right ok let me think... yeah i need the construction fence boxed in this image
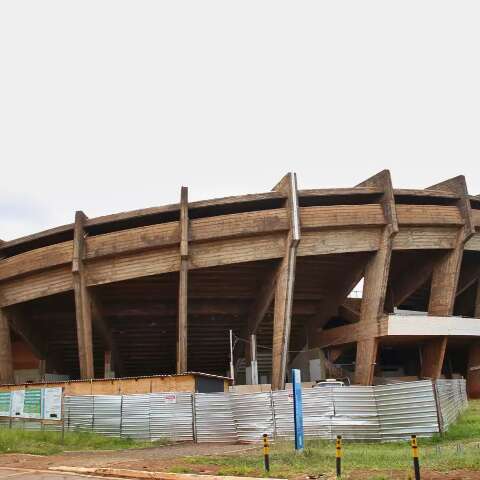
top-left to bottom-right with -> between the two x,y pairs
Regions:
0,379 -> 468,443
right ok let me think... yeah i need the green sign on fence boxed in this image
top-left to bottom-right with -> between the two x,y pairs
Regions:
23,389 -> 42,418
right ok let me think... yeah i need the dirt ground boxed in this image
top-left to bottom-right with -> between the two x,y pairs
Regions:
2,444 -> 480,479
0,443 -> 257,474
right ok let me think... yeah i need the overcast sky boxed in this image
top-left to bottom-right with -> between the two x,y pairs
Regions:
1,1 -> 479,241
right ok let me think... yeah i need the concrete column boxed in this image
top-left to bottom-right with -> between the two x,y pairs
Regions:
0,309 -> 14,384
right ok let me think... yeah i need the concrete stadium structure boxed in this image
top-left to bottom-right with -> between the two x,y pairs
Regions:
0,171 -> 480,395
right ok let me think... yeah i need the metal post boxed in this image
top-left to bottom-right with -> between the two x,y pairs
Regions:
411,435 -> 421,480
192,393 -> 197,443
263,433 -> 270,472
270,390 -> 277,440
336,435 -> 342,478
250,334 -> 259,385
229,330 -> 235,385
292,368 -> 304,452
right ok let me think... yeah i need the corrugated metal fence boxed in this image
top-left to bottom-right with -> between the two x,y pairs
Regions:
59,379 -> 469,443
435,379 -> 468,430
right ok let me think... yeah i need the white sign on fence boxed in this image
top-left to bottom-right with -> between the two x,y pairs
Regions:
11,390 -> 25,417
43,388 -> 63,420
165,394 -> 177,404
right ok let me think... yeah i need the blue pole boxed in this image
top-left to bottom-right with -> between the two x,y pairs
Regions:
292,368 -> 304,452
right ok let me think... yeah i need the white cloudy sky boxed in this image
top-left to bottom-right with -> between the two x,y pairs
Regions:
1,1 -> 479,241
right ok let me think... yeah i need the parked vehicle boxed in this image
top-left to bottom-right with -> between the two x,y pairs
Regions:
313,378 -> 345,388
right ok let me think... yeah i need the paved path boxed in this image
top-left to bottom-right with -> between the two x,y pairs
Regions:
0,468 -> 107,479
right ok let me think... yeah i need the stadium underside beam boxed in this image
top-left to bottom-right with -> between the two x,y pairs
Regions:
242,261 -> 280,364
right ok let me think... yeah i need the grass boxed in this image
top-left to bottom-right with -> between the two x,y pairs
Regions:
0,428 -> 167,455
1,402 -> 480,478
175,400 -> 480,478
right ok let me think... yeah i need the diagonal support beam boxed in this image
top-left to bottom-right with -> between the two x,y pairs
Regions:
353,170 -> 397,385
309,264 -> 364,340
7,305 -> 46,360
271,172 -> 300,390
72,211 -> 95,379
467,281 -> 480,397
315,320 -> 383,349
240,261 -> 281,365
338,302 -> 360,324
423,176 -> 475,379
7,305 -> 65,375
456,263 -> 480,298
90,294 -> 123,377
386,253 -> 441,308
247,262 -> 280,336
421,337 -> 447,379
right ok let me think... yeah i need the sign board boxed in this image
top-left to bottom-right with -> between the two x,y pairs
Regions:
11,390 -> 25,417
43,388 -> 63,420
0,392 -> 11,417
165,393 -> 177,404
291,368 -> 304,452
24,389 -> 42,418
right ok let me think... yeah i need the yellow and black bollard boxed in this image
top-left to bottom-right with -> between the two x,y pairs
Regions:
263,433 -> 270,472
410,435 -> 421,480
336,435 -> 342,478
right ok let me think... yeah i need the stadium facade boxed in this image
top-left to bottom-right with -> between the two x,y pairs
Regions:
0,171 -> 479,395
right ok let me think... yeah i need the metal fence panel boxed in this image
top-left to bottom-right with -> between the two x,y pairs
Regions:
231,392 -> 274,443
58,379 -> 467,443
92,395 -> 122,437
375,381 -> 439,440
436,379 -> 468,430
272,388 -> 334,440
331,386 -> 380,441
150,393 -> 193,442
271,390 -> 294,439
194,392 -> 236,443
302,388 -> 334,439
121,394 -> 150,440
64,395 -> 94,431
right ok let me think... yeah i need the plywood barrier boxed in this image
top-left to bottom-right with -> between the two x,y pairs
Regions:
0,373 -> 227,395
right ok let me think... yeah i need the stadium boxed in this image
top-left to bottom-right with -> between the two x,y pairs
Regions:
0,171 -> 479,396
